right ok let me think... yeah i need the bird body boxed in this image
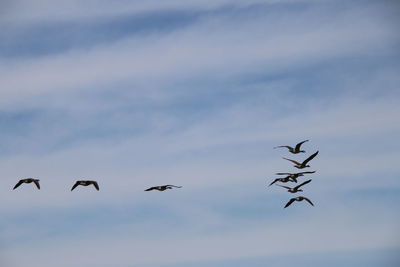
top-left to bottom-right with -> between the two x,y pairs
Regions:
71,180 -> 99,191
274,140 -> 309,154
276,179 -> 312,193
283,151 -> 319,169
13,178 -> 40,190
145,185 -> 182,191
284,196 -> 314,208
269,177 -> 294,186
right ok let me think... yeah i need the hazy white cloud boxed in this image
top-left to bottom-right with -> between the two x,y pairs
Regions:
1,1 -> 399,266
1,205 -> 399,267
0,0 -> 316,24
0,0 -> 395,106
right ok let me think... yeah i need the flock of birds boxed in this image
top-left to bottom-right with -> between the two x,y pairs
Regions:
12,179 -> 182,192
271,140 -> 319,208
12,140 -> 318,209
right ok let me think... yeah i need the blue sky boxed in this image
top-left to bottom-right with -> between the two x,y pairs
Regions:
0,0 -> 399,266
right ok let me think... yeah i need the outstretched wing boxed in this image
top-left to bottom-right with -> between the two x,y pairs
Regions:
33,180 -> 40,190
13,180 -> 24,190
165,185 -> 182,188
294,179 -> 312,190
91,181 -> 99,191
303,197 -> 314,206
71,181 -> 80,191
276,184 -> 291,190
282,157 -> 301,165
269,179 -> 280,186
284,198 -> 296,208
276,172 -> 291,175
302,151 -> 319,165
295,140 -> 309,151
145,187 -> 156,191
274,145 -> 292,150
299,171 -> 316,174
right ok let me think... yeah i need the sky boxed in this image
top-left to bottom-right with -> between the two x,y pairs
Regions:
0,0 -> 399,266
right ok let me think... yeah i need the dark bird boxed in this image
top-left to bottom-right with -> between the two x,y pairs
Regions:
283,151 -> 319,169
145,185 -> 182,191
269,177 -> 294,186
13,178 -> 40,190
71,180 -> 99,191
275,171 -> 316,182
274,140 -> 309,154
284,196 -> 314,208
276,179 -> 312,193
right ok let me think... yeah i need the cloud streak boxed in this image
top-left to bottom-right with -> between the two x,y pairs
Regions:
1,1 -> 399,266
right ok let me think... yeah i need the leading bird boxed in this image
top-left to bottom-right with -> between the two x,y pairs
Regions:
13,178 -> 40,190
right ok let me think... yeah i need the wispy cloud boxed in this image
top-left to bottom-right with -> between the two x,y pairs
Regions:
1,0 -> 399,266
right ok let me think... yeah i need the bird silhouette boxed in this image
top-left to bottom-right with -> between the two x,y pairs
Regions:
13,178 -> 40,190
284,196 -> 314,208
283,151 -> 319,169
276,179 -> 312,193
275,171 -> 316,182
145,185 -> 182,191
71,180 -> 99,191
269,177 -> 294,186
274,140 -> 309,154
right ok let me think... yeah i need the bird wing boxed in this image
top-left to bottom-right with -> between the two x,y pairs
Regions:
282,157 -> 301,165
299,171 -> 316,174
33,180 -> 40,190
13,180 -> 24,190
269,179 -> 279,186
303,197 -> 314,206
294,179 -> 312,190
275,173 -> 291,175
274,145 -> 292,150
165,185 -> 182,188
302,151 -> 319,165
71,182 -> 80,191
295,140 -> 309,151
284,198 -> 296,208
145,187 -> 156,191
91,181 -> 99,191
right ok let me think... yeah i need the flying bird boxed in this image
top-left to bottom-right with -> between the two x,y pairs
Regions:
275,171 -> 316,182
269,177 -> 294,186
71,180 -> 99,191
283,151 -> 319,169
13,178 -> 40,190
276,179 -> 312,193
284,196 -> 314,208
145,185 -> 182,191
274,140 -> 309,154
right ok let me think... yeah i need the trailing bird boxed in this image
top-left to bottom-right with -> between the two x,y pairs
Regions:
13,178 -> 40,190
284,196 -> 314,208
71,180 -> 99,191
276,179 -> 312,193
275,171 -> 316,182
145,185 -> 182,191
283,151 -> 319,169
269,177 -> 294,186
274,140 -> 309,154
